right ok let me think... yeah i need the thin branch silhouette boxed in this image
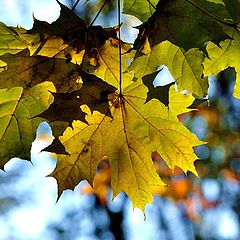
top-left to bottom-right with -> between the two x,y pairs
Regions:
118,0 -> 122,95
72,0 -> 81,11
88,0 -> 108,27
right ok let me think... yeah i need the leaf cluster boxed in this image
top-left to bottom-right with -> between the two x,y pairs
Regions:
0,0 -> 239,210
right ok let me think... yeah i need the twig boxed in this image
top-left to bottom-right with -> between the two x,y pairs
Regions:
118,0 -> 122,95
147,0 -> 157,10
72,0 -> 81,11
88,0 -> 108,27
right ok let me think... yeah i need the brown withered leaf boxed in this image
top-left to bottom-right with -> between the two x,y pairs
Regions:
0,49 -> 81,92
39,69 -> 117,126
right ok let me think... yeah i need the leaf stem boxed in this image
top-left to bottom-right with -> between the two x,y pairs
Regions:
88,0 -> 108,28
72,0 -> 81,11
118,0 -> 122,95
185,0 -> 236,29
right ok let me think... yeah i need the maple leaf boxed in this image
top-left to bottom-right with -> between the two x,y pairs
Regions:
0,1 -> 122,166
0,22 -> 39,56
222,0 -> 240,22
203,29 -> 240,97
50,75 -> 203,210
29,1 -> 86,38
129,40 -> 208,96
0,0 -> 221,211
206,0 -> 224,3
142,70 -> 175,106
0,49 -> 81,92
123,0 -> 158,22
28,36 -> 85,64
39,69 -> 117,126
142,70 -> 200,110
0,82 -> 55,168
29,1 -> 118,66
134,0 -> 231,51
83,38 -> 133,88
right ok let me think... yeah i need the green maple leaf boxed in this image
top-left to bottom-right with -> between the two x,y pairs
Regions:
203,29 -> 240,97
0,22 -> 39,56
50,75 -> 203,210
0,82 -> 55,167
222,0 -> 240,22
134,0 -> 231,51
207,0 -> 224,3
123,0 -> 158,22
129,41 -> 208,96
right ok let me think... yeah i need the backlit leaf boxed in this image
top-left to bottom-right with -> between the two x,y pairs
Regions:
142,70 -> 175,106
84,38 -> 133,88
40,69 -> 117,126
29,1 -> 118,67
0,0 -> 229,211
0,82 -> 55,167
0,23 -> 38,56
123,0 -> 158,22
50,75 -> 203,210
203,29 -> 240,97
0,49 -> 81,92
129,41 -> 208,96
134,0 -> 231,51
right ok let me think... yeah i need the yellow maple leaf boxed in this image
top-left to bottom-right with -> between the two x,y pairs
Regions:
51,74 -> 203,211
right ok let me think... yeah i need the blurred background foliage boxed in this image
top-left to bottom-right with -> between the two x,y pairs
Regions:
0,0 -> 239,239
